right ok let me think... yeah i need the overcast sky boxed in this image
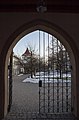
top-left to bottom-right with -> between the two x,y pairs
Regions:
13,30 -> 52,57
13,30 -> 39,57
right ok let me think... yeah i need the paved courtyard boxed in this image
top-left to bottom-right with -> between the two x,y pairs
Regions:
3,75 -> 78,120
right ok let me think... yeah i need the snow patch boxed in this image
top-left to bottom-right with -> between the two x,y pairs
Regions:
23,77 -> 39,83
22,72 -> 71,84
22,77 -> 71,84
18,74 -> 23,76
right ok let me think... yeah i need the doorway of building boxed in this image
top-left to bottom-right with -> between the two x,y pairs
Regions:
8,30 -> 71,116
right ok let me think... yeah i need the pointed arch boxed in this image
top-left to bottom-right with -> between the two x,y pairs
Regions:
2,19 -> 78,117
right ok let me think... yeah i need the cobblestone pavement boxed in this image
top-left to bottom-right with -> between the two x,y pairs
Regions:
3,110 -> 78,120
3,75 -> 78,120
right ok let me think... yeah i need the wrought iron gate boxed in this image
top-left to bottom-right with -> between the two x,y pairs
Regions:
8,52 -> 13,112
38,31 -> 71,113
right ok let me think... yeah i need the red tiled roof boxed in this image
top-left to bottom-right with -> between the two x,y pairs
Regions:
22,48 -> 31,56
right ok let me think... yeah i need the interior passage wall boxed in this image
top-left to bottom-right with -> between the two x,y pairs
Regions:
0,13 -> 79,53
0,13 -> 79,119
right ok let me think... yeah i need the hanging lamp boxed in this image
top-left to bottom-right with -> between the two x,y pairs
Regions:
36,0 -> 47,13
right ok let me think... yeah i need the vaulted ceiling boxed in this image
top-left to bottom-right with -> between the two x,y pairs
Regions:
0,0 -> 79,13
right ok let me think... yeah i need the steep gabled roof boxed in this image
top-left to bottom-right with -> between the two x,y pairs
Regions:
22,48 -> 31,56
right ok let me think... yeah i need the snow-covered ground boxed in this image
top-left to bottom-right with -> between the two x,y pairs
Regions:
22,71 -> 71,83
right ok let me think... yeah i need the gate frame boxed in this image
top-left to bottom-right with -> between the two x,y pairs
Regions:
2,20 -> 78,118
38,32 -> 72,113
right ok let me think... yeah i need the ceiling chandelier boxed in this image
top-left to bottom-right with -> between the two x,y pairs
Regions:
36,0 -> 47,13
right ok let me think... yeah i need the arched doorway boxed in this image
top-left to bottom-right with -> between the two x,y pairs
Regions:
11,30 -> 72,114
4,20 -> 76,118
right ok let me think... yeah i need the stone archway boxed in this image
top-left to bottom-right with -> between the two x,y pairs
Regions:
2,20 -> 77,118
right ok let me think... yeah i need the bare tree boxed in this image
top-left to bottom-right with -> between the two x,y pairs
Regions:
21,43 -> 39,78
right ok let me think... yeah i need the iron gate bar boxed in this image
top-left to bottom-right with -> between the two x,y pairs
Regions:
43,31 -> 45,113
48,33 -> 50,113
8,52 -> 13,112
57,39 -> 59,112
65,50 -> 69,112
52,36 -> 55,113
61,44 -> 64,112
38,30 -> 41,113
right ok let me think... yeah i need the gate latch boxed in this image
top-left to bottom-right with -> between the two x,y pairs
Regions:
39,80 -> 42,87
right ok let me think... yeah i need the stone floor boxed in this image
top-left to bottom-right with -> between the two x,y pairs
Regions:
3,109 -> 78,120
3,75 -> 78,120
